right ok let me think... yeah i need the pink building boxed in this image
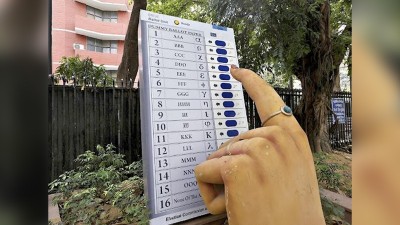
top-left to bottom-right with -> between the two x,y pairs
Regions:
52,0 -> 132,77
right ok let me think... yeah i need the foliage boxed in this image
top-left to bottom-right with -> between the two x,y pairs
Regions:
331,0 -> 352,76
205,0 -> 348,76
55,56 -> 113,86
147,0 -> 212,23
314,152 -> 343,192
207,0 -> 305,75
262,72 -> 292,88
49,144 -> 148,225
105,176 -> 148,224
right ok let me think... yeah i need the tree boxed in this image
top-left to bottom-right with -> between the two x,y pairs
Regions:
210,0 -> 351,152
331,0 -> 352,92
117,0 -> 148,85
147,0 -> 211,22
295,0 -> 351,152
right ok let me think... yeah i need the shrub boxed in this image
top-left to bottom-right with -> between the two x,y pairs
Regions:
55,56 -> 113,86
49,144 -> 149,225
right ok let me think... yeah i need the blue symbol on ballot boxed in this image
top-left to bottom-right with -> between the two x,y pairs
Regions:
219,74 -> 230,80
224,111 -> 236,117
223,101 -> 234,107
227,130 -> 239,137
215,40 -> 226,47
222,92 -> 233,98
221,83 -> 232,89
218,65 -> 229,71
216,48 -> 227,55
225,120 -> 238,127
217,57 -> 228,63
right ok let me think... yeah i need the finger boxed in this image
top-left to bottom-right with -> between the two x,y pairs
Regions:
209,139 -> 249,159
216,137 -> 235,151
209,127 -> 295,160
197,182 -> 226,214
217,126 -> 282,153
195,157 -> 231,214
217,134 -> 245,150
230,65 -> 287,124
230,65 -> 308,149
196,155 -> 254,214
195,157 -> 227,184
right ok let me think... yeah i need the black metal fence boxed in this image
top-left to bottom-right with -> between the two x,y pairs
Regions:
244,88 -> 352,149
48,81 -> 352,181
327,91 -> 352,148
48,80 -> 141,181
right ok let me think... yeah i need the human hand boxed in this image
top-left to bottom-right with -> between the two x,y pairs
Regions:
195,66 -> 325,225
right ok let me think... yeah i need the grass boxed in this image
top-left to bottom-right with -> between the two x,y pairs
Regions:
324,150 -> 352,197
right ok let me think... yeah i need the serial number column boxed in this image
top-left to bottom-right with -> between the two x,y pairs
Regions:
147,23 -> 217,213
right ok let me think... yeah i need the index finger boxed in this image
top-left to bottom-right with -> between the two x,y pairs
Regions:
230,65 -> 308,149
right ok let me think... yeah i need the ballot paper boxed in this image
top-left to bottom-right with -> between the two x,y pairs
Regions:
139,10 -> 249,224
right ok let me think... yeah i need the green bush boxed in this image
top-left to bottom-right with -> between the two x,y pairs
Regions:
55,56 -> 113,86
49,144 -> 149,225
49,145 -> 349,224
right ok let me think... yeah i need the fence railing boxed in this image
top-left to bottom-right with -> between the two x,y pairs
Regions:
327,91 -> 352,148
48,82 -> 352,181
244,88 -> 352,149
48,81 -> 141,181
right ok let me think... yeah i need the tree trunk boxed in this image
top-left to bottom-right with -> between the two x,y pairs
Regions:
117,0 -> 147,86
332,29 -> 352,92
296,75 -> 333,153
333,71 -> 340,92
289,75 -> 293,89
294,0 -> 335,152
348,47 -> 352,92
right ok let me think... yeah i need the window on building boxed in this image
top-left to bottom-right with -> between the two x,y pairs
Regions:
86,6 -> 118,23
87,38 -> 118,54
103,11 -> 118,23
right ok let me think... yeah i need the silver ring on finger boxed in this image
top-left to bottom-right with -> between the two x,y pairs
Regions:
261,106 -> 293,127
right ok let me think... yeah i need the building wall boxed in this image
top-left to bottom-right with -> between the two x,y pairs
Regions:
52,0 -> 131,74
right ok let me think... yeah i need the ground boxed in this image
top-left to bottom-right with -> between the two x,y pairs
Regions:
326,150 -> 352,198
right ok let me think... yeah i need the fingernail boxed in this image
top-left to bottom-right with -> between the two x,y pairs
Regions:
231,64 -> 238,69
